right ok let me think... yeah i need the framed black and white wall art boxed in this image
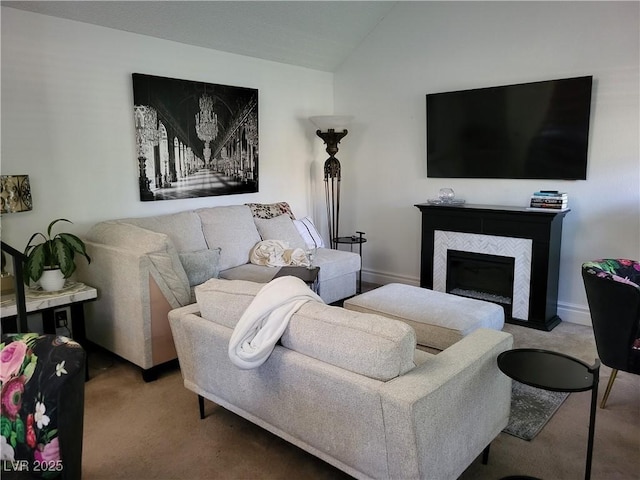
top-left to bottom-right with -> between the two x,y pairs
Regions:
132,73 -> 259,201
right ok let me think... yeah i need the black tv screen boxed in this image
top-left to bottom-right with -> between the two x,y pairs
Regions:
426,76 -> 593,180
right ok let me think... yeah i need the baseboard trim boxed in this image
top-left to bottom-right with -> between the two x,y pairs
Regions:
557,302 -> 592,327
360,269 -> 419,287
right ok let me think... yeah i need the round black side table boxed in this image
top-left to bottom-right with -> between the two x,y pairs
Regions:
334,231 -> 366,293
497,349 -> 600,480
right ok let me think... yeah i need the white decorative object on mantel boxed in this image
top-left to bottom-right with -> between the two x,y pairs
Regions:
433,230 -> 532,320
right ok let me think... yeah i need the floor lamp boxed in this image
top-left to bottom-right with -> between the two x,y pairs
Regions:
309,116 -> 353,249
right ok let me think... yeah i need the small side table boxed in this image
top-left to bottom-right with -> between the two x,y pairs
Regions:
1,283 -> 98,380
1,282 -> 97,340
334,231 -> 366,293
274,266 -> 320,294
497,349 -> 600,480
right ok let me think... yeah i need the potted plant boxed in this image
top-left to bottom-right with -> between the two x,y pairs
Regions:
24,218 -> 91,291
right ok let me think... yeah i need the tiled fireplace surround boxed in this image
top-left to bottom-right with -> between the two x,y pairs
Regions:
433,231 -> 532,321
415,203 -> 569,331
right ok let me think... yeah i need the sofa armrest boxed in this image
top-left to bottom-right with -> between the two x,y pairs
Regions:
379,328 -> 513,480
76,241 -> 184,369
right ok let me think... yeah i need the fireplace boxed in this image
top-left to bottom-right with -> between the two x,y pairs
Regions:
433,230 -> 532,321
447,250 -> 515,318
415,203 -> 569,331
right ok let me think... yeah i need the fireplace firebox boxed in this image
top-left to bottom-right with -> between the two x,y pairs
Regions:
415,203 -> 569,331
446,250 -> 515,318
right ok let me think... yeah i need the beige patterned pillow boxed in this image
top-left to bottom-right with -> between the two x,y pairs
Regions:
245,202 -> 295,219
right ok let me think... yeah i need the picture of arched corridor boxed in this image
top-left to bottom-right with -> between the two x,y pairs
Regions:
133,73 -> 259,202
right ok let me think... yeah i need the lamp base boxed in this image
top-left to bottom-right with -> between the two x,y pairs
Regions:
1,274 -> 15,295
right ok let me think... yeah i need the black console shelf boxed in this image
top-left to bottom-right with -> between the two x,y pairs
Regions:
415,203 -> 570,331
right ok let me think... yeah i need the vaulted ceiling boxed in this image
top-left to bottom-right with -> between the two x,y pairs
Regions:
3,1 -> 397,72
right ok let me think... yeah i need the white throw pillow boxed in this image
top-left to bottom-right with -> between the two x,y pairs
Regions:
254,214 -> 307,250
293,216 -> 325,249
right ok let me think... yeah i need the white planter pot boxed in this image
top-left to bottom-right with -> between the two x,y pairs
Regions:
39,269 -> 65,291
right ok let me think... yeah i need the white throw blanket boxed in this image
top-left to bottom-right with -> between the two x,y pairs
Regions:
228,276 -> 324,369
250,239 -> 310,267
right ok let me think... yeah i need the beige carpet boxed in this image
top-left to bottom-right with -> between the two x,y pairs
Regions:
82,320 -> 639,480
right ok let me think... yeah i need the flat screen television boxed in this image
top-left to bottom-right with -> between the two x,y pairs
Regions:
426,76 -> 593,180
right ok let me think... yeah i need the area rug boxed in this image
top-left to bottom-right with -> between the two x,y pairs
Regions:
503,380 -> 570,441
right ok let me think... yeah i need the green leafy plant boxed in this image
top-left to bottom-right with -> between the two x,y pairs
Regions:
23,219 -> 91,282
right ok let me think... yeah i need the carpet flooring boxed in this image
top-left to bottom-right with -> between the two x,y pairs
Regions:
82,319 -> 639,480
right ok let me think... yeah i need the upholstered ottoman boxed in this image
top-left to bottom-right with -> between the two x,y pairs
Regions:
343,283 -> 504,350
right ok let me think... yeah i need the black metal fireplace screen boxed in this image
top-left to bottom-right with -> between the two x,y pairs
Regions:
446,249 -> 515,318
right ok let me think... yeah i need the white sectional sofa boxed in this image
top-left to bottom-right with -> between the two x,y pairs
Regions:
76,203 -> 360,380
169,278 -> 514,480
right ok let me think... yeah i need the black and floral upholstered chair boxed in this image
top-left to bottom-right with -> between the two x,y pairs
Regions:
582,259 -> 640,408
1,334 -> 85,479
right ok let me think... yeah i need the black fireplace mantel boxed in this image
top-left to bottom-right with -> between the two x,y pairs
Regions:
415,203 -> 570,331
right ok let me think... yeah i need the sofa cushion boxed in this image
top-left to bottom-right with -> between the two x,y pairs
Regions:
179,248 -> 222,287
313,247 -> 361,281
283,302 -> 417,381
195,278 -> 416,381
195,279 -> 263,329
246,201 -> 294,219
254,215 -> 307,250
85,221 -> 190,306
118,211 -> 208,253
196,205 -> 262,271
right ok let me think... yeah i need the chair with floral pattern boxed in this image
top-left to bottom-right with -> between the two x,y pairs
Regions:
582,258 -> 640,408
1,334 -> 85,479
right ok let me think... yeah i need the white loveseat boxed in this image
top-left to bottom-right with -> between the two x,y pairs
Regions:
76,203 -> 360,379
169,278 -> 514,480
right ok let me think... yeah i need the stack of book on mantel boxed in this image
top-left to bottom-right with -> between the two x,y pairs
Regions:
528,191 -> 569,211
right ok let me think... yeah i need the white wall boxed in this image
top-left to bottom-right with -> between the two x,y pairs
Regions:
335,1 -> 640,325
1,7 -> 333,251
2,4 -> 638,328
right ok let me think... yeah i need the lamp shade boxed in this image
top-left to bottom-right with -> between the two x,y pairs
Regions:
309,115 -> 354,131
1,175 -> 33,214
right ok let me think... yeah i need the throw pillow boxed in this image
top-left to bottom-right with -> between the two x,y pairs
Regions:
179,248 -> 222,286
293,216 -> 325,249
254,214 -> 307,250
245,202 -> 295,220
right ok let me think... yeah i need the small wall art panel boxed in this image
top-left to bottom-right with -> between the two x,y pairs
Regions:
132,73 -> 258,201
